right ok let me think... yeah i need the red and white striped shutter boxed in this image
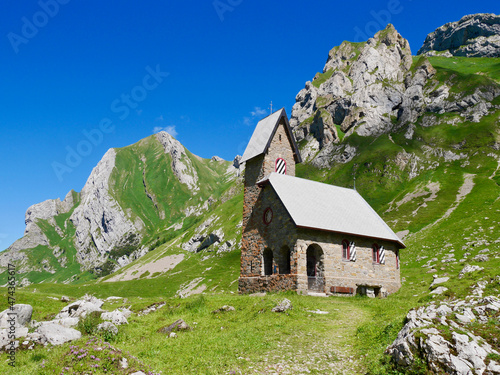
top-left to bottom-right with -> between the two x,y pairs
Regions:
380,246 -> 386,264
275,158 -> 286,174
349,242 -> 356,262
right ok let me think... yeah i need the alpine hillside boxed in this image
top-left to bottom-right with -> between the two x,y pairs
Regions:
0,14 -> 499,375
0,132 -> 241,285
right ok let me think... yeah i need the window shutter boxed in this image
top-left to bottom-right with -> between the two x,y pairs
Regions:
380,246 -> 385,264
275,158 -> 286,174
349,242 -> 356,262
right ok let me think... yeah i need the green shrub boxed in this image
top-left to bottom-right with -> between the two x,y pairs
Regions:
77,311 -> 102,335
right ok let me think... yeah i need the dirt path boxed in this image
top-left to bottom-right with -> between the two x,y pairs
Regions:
420,173 -> 475,233
250,300 -> 368,374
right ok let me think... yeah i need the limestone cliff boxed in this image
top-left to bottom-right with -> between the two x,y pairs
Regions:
290,23 -> 500,167
418,13 -> 500,57
0,132 -> 239,283
70,149 -> 143,270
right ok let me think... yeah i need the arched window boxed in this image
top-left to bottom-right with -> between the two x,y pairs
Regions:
278,246 -> 291,274
372,244 -> 380,264
275,158 -> 286,175
342,240 -> 350,261
263,248 -> 274,276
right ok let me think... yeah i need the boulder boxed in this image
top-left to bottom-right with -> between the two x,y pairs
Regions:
430,286 -> 448,295
36,323 -> 81,346
0,326 -> 29,351
430,276 -> 449,288
101,310 -> 128,325
473,254 -> 489,262
272,299 -> 292,313
212,305 -> 235,314
157,319 -> 191,334
0,304 -> 32,328
97,321 -> 118,336
56,294 -> 104,319
459,265 -> 484,279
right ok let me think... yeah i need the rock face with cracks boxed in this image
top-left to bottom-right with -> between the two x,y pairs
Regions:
386,296 -> 500,374
418,13 -> 500,57
289,22 -> 500,168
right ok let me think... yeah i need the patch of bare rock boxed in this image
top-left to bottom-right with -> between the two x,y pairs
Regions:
0,294 -> 131,352
386,295 -> 500,374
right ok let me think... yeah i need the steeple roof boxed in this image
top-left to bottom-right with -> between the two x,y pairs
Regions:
240,108 -> 302,164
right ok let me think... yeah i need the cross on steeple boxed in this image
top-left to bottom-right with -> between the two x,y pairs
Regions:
269,101 -> 273,114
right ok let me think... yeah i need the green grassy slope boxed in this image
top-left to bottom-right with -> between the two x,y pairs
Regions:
0,134 -> 236,286
0,56 -> 498,374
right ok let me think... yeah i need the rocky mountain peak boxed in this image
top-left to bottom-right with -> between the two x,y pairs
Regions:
24,190 -> 76,235
290,24 -> 413,162
289,22 -> 499,168
155,131 -> 199,191
70,148 -> 143,270
418,13 -> 500,57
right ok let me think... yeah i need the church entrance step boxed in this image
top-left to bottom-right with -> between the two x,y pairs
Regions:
307,292 -> 328,297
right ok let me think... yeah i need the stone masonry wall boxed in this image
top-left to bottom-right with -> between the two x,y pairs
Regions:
239,183 -> 298,283
240,118 -> 299,292
295,229 -> 401,295
262,119 -> 297,178
239,274 -> 297,294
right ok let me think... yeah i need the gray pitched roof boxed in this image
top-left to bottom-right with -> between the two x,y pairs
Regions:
261,173 -> 405,248
240,108 -> 302,164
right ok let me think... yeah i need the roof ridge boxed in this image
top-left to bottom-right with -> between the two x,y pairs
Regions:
267,172 -> 405,248
270,172 -> 356,192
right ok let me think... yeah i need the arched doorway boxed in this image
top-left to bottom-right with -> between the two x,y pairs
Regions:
306,244 -> 324,291
263,248 -> 273,276
278,246 -> 291,274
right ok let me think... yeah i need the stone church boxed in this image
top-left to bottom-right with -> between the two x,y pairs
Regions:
238,108 -> 405,297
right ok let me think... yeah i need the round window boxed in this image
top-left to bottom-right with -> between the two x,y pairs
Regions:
263,207 -> 273,225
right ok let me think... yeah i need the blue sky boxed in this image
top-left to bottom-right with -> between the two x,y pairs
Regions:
0,0 -> 498,249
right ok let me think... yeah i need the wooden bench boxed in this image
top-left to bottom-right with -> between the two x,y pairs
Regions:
330,286 -> 354,295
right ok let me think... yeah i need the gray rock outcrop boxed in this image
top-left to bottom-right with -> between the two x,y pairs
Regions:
158,318 -> 192,334
35,323 -> 81,346
24,190 -> 76,235
418,13 -> 500,57
290,24 -> 412,151
97,321 -> 118,336
386,296 -> 500,374
289,23 -> 500,168
70,148 -> 143,270
55,294 -> 104,319
0,304 -> 33,328
155,131 -> 199,191
272,298 -> 292,313
101,310 -> 128,325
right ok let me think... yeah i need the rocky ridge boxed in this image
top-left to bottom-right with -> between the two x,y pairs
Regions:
0,191 -> 78,270
155,131 -> 200,191
289,23 -> 500,168
0,132 -> 241,283
290,24 -> 413,161
70,148 -> 144,270
418,13 -> 500,57
386,294 -> 500,374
